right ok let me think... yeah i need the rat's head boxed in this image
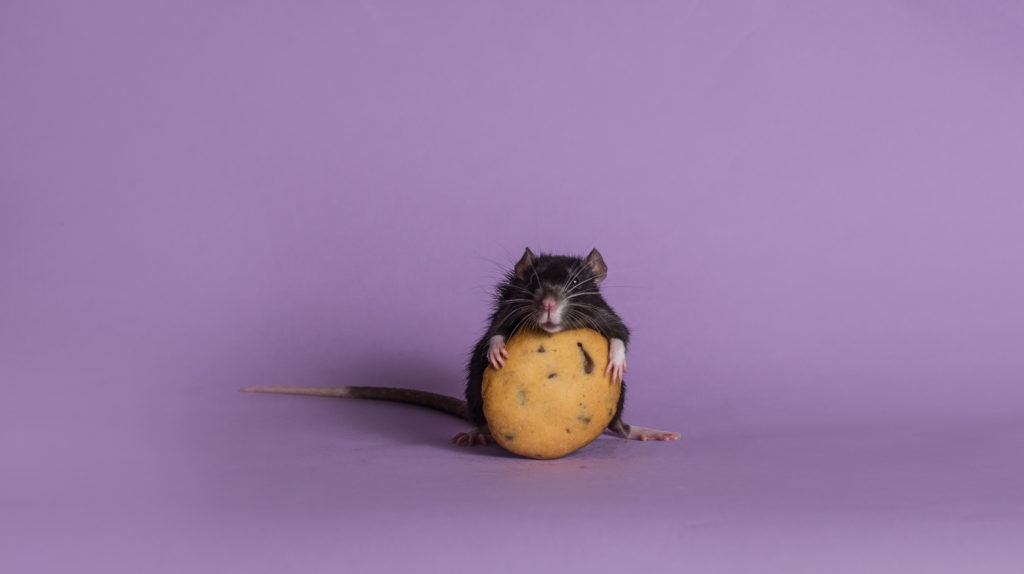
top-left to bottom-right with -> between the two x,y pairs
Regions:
507,248 -> 609,334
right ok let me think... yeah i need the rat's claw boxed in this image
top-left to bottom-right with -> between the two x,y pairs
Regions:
606,338 -> 627,384
451,429 -> 492,447
606,357 -> 626,384
487,336 -> 508,369
624,426 -> 681,442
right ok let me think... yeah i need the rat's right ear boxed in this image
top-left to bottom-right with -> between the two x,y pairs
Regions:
514,248 -> 536,279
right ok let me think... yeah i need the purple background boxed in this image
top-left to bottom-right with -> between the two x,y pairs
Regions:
3,1 -> 1023,572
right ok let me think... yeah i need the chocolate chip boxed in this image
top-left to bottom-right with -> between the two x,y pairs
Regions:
576,342 -> 594,374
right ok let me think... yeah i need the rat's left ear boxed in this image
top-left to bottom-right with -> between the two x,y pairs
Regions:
585,248 -> 608,283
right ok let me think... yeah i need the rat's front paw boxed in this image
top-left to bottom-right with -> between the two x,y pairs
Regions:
487,335 -> 508,369
605,338 -> 627,384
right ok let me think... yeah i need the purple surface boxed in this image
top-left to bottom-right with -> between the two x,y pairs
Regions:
2,1 -> 1023,572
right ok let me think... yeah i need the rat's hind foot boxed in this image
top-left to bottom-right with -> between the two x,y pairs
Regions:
450,428 -> 493,446
626,426 -> 681,441
608,421 -> 680,442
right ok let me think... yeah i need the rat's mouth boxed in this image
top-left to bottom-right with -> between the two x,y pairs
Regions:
537,300 -> 565,333
539,321 -> 563,333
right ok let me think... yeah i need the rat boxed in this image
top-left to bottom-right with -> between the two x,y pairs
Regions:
243,248 -> 680,445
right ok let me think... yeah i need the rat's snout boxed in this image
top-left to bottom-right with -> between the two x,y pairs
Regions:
536,294 -> 565,333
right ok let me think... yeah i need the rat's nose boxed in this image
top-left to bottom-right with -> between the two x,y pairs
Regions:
541,297 -> 558,312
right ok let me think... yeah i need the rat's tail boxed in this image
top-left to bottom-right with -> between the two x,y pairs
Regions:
240,385 -> 468,420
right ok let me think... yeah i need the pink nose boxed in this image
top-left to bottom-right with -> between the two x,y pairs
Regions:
541,297 -> 557,312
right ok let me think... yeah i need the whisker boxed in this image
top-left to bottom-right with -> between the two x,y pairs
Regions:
564,291 -> 601,300
565,274 -> 600,296
504,284 -> 536,297
493,304 -> 531,331
530,264 -> 542,292
567,310 -> 603,335
508,308 -> 535,338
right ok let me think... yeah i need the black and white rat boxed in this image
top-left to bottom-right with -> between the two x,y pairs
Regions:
244,248 -> 680,445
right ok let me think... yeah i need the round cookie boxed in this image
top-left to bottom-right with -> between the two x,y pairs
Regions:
482,328 -> 621,459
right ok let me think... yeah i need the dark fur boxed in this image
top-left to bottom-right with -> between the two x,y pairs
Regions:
465,251 -> 631,432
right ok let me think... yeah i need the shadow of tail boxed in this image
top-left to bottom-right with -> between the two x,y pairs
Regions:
241,385 -> 468,420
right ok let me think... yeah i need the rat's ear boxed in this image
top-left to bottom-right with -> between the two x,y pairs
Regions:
585,248 -> 608,283
514,248 -> 536,279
